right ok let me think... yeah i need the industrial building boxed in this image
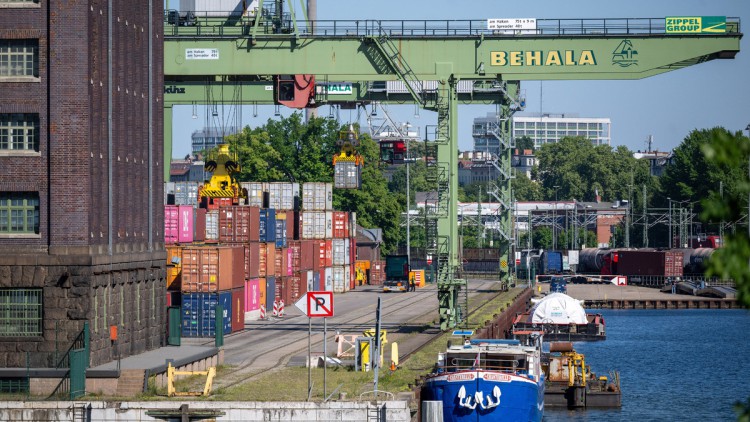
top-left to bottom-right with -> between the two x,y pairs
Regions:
0,1 -> 166,368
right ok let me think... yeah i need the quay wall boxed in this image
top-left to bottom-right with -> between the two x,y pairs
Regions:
0,400 -> 411,421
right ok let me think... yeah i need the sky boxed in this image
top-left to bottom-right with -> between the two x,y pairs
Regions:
168,0 -> 750,158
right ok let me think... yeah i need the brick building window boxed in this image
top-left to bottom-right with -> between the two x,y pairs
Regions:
0,114 -> 39,151
0,289 -> 42,337
0,39 -> 38,77
0,192 -> 39,234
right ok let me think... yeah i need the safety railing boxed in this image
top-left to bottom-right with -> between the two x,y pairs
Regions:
164,16 -> 741,38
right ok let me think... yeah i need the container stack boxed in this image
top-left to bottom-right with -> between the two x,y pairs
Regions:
163,180 -> 358,337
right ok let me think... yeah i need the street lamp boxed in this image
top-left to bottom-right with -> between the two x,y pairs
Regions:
402,122 -> 415,269
667,197 -> 672,248
553,185 -> 559,250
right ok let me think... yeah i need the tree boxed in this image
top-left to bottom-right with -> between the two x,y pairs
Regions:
512,173 -> 543,201
515,135 -> 535,152
698,128 -> 750,421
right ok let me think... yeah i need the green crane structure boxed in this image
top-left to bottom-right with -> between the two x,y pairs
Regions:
162,1 -> 741,330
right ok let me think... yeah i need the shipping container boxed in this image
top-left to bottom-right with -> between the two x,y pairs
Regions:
302,182 -> 333,211
164,205 -> 179,244
240,182 -> 264,207
231,288 -> 245,333
274,247 -> 284,279
313,239 -> 333,270
300,239 -> 315,271
258,243 -> 267,278
614,250 -> 684,277
245,279 -> 260,312
289,241 -> 302,273
275,216 -> 287,248
301,211 -> 333,239
350,211 -> 357,236
267,182 -> 299,210
181,0 -> 245,17
166,245 -> 183,265
332,265 -> 351,293
267,244 -> 277,278
304,270 -> 315,292
177,205 -> 194,243
370,260 -> 386,285
244,278 -> 261,321
194,208 -> 207,242
332,238 -> 351,266
332,211 -> 349,238
288,272 -> 305,305
181,246 -> 244,292
266,276 -> 276,308
258,277 -> 267,312
166,290 -> 181,308
205,210 -> 219,242
181,291 -> 232,337
164,182 -> 176,205
288,211 -> 298,241
334,161 -> 362,189
259,209 -> 277,243
166,265 -> 181,290
245,242 -> 260,279
540,251 -> 563,274
286,247 -> 294,276
321,267 -> 333,292
219,205 -> 252,243
174,181 -> 199,206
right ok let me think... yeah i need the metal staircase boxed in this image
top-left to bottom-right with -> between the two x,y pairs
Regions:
369,31 -> 426,106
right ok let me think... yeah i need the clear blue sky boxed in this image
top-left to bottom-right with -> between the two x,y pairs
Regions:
169,0 -> 750,158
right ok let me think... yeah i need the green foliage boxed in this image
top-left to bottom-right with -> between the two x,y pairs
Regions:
535,136 -> 654,204
699,129 -> 750,308
512,172 -> 543,201
532,227 -> 552,249
229,114 -> 403,254
515,136 -> 535,152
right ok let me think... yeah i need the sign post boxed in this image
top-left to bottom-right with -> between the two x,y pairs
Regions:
295,291 -> 335,401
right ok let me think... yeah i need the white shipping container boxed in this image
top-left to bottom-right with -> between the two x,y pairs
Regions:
267,182 -> 299,210
240,182 -> 264,207
334,161 -> 361,189
323,267 -> 333,292
181,0 -> 244,17
343,264 -> 351,292
332,265 -> 346,293
301,211 -> 333,239
164,182 -> 176,205
332,239 -> 347,266
305,270 -> 314,292
350,211 -> 357,236
205,210 -> 219,241
174,181 -> 199,206
302,182 -> 333,211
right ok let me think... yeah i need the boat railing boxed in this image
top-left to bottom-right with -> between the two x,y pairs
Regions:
444,357 -> 525,372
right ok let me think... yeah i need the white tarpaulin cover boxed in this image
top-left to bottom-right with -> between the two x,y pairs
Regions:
528,293 -> 588,324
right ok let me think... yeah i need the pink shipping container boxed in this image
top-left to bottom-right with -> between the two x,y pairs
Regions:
181,246 -> 244,292
332,211 -> 349,238
178,205 -> 194,243
244,278 -> 260,312
164,205 -> 179,244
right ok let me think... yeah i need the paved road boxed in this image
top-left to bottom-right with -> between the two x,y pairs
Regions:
184,279 -> 505,389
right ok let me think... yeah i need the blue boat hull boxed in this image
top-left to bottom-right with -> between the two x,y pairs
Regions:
422,370 -> 544,422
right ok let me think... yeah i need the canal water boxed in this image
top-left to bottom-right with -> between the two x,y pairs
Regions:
543,309 -> 750,421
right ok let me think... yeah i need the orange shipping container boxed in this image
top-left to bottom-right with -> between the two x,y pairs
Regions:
166,265 -> 181,290
258,277 -> 267,312
266,243 -> 276,278
166,245 -> 183,266
181,246 -> 244,293
258,243 -> 267,278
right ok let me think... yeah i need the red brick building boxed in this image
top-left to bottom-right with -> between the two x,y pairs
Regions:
0,0 -> 166,368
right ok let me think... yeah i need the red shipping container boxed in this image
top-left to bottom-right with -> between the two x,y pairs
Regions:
300,240 -> 315,271
289,241 -> 302,273
194,208 -> 207,242
231,288 -> 245,333
181,246 -> 244,293
332,211 -> 349,238
370,260 -> 385,285
287,247 -> 294,276
247,206 -> 261,242
219,205 -> 250,243
266,244 -> 276,278
245,242 -> 260,279
275,247 -> 284,278
288,272 -> 304,305
245,278 -> 260,312
314,240 -> 333,270
275,276 -> 285,305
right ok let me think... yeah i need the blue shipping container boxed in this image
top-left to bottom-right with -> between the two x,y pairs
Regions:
541,251 -> 563,275
265,276 -> 276,310
259,209 -> 277,243
275,219 -> 287,248
181,292 -> 232,338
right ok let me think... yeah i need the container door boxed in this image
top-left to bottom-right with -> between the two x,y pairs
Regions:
168,306 -> 181,346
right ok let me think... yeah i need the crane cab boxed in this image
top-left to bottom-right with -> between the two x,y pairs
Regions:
379,139 -> 406,165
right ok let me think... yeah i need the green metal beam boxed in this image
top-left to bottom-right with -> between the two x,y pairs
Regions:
165,36 -> 740,81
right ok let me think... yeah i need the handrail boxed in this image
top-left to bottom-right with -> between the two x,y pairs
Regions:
164,16 -> 741,38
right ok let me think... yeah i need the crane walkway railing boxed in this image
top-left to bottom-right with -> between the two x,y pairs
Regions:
164,15 -> 741,38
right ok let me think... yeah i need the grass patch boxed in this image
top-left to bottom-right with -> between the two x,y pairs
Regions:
209,287 -> 526,401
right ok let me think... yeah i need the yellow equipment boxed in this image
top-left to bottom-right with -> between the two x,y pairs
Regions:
166,362 -> 216,397
198,143 -> 247,206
